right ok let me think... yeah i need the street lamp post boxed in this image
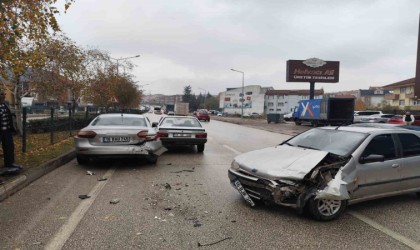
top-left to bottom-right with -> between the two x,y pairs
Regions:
111,55 -> 141,76
230,69 -> 245,118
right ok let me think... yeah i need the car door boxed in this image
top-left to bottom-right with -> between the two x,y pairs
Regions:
353,134 -> 403,199
396,133 -> 420,191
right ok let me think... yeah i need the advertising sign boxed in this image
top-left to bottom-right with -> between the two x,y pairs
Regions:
286,58 -> 340,83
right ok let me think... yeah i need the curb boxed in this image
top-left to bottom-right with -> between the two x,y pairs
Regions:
0,149 -> 76,202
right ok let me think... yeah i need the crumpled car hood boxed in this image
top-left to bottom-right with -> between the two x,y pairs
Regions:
234,145 -> 328,180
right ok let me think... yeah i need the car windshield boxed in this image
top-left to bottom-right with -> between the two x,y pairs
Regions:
161,117 -> 202,127
91,116 -> 147,126
286,128 -> 368,156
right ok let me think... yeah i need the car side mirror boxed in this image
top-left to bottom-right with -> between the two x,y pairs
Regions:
359,154 -> 385,164
152,122 -> 158,127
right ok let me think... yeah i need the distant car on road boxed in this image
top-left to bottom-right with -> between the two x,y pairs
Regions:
353,110 -> 383,123
153,116 -> 207,152
194,110 -> 210,122
228,126 -> 420,221
283,112 -> 293,121
167,111 -> 175,116
74,113 -> 165,165
386,114 -> 420,126
359,114 -> 395,123
243,112 -> 261,118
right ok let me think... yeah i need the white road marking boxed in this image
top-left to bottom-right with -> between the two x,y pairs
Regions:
45,168 -> 116,250
223,145 -> 242,155
349,211 -> 420,250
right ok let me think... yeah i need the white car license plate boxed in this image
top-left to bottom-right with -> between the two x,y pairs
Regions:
233,178 -> 255,207
103,136 -> 130,143
173,133 -> 191,137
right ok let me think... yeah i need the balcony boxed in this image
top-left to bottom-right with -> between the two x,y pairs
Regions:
384,94 -> 399,100
405,92 -> 415,99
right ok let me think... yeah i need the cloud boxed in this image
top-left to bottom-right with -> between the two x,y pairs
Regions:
57,0 -> 420,95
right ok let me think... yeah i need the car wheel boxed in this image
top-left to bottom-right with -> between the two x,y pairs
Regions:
197,144 -> 205,153
76,155 -> 89,165
308,197 -> 347,221
146,154 -> 158,164
416,192 -> 420,198
295,120 -> 302,125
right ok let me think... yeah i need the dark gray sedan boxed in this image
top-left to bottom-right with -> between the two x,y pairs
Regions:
153,116 -> 207,152
228,126 -> 420,221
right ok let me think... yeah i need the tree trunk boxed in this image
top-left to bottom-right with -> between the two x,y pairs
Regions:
13,78 -> 23,135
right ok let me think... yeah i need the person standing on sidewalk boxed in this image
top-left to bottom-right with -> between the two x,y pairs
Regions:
403,111 -> 415,126
0,89 -> 21,175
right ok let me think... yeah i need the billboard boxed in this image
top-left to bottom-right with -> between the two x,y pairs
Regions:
286,58 -> 340,83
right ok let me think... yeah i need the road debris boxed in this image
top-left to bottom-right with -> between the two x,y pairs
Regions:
110,199 -> 120,204
78,194 -> 91,199
86,171 -> 96,175
198,237 -> 232,247
167,163 -> 172,165
170,169 -> 195,173
193,220 -> 202,227
97,177 -> 108,181
164,183 -> 171,189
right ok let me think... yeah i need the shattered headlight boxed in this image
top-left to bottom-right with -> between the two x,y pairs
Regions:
231,160 -> 240,170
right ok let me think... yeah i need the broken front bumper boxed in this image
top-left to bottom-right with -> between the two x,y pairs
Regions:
228,168 -> 300,208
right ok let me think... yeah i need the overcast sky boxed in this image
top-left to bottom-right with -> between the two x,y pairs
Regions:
56,0 -> 420,96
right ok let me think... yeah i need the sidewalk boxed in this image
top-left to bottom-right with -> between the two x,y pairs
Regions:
0,150 -> 75,201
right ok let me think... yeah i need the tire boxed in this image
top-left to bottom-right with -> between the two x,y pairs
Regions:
311,121 -> 318,127
295,120 -> 302,125
308,197 -> 347,221
76,155 -> 89,165
416,192 -> 420,198
197,144 -> 205,153
146,154 -> 158,164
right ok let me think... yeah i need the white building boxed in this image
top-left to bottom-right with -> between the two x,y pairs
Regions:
265,89 -> 324,114
219,85 -> 273,115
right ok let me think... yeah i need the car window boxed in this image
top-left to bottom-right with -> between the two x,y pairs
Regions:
162,117 -> 202,127
361,134 -> 396,160
382,114 -> 395,118
287,129 -> 367,156
358,111 -> 380,116
92,116 -> 147,126
397,133 -> 420,157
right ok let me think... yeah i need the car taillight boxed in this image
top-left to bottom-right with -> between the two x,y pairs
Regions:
77,131 -> 97,139
157,132 -> 168,138
196,133 -> 207,138
137,130 -> 157,141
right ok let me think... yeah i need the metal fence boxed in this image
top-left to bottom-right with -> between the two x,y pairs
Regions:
20,107 -> 97,153
19,107 -> 148,153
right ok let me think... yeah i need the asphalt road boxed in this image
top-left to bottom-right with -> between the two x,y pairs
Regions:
0,114 -> 419,249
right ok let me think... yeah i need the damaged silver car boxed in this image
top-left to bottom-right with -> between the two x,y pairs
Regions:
74,113 -> 166,164
228,126 -> 420,221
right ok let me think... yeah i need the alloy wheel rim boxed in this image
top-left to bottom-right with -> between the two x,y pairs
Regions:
317,199 -> 341,216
